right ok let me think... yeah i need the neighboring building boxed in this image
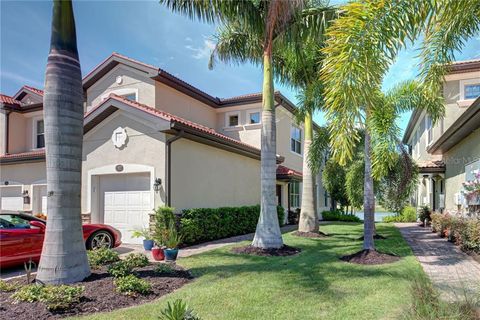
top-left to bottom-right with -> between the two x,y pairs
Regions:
403,59 -> 480,215
0,53 -> 330,243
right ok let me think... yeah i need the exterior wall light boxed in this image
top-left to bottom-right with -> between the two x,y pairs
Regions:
23,190 -> 30,205
153,178 -> 162,192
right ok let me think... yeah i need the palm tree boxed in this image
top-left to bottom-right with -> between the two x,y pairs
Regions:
320,0 -> 479,251
36,0 -> 90,284
160,0 -> 333,248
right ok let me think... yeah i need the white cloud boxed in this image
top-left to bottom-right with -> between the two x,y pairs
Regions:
0,70 -> 43,88
185,39 -> 216,60
185,37 -> 192,42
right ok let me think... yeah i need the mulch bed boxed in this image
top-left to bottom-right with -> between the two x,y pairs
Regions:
0,264 -> 192,320
340,249 -> 400,265
356,234 -> 387,241
292,231 -> 329,238
232,245 -> 301,256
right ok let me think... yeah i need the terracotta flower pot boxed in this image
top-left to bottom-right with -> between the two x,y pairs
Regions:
151,247 -> 165,261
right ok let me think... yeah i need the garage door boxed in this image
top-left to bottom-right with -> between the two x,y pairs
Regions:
0,186 -> 23,211
104,191 -> 151,244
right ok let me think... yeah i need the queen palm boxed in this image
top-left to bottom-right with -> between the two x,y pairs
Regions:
321,0 -> 479,251
36,0 -> 90,284
160,0 -> 333,247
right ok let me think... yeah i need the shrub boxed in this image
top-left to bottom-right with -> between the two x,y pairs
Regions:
383,206 -> 417,222
125,253 -> 149,268
431,213 -> 480,253
159,299 -> 202,320
0,280 -> 17,292
11,284 -> 44,302
178,205 -> 285,245
155,263 -> 176,275
288,208 -> 300,225
114,275 -> 151,296
321,209 -> 361,222
108,260 -> 133,278
87,247 -> 120,268
39,285 -> 84,311
418,206 -> 431,222
153,206 -> 177,246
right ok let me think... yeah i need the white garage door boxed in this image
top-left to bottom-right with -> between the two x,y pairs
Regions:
0,186 -> 23,211
104,191 -> 151,244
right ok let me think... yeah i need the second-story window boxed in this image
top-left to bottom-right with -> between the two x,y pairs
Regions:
290,126 -> 302,154
426,116 -> 433,146
465,84 -> 480,100
36,119 -> 45,149
225,111 -> 240,127
248,111 -> 260,124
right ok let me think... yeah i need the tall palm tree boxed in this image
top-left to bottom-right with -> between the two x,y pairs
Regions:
36,0 -> 90,284
321,0 -> 479,251
160,0 -> 332,248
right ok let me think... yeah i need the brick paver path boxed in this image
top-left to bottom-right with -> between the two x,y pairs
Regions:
395,222 -> 480,301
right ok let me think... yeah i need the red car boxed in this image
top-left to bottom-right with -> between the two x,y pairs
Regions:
0,212 -> 122,268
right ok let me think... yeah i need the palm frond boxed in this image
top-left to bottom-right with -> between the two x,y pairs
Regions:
308,125 -> 329,174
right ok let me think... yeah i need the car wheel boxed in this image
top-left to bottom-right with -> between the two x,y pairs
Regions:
87,230 -> 114,250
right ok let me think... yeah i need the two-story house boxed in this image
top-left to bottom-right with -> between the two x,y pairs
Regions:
403,59 -> 480,215
0,53 -> 330,243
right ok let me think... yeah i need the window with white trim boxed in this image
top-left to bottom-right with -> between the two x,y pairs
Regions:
35,119 -> 45,149
290,126 -> 302,154
225,111 -> 240,127
460,78 -> 480,100
290,181 -> 300,207
426,116 -> 433,146
247,110 -> 261,124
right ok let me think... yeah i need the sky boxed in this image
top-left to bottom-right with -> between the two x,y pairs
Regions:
1,0 -> 479,134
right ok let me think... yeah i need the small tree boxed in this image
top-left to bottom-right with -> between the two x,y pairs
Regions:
322,159 -> 349,210
345,160 -> 364,210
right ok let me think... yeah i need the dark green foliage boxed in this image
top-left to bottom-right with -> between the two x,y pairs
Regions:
322,159 -> 349,207
155,263 -> 177,275
179,205 -> 285,246
124,253 -> 149,268
114,275 -> 152,296
87,248 -> 120,268
159,299 -> 202,320
153,206 -> 177,246
11,284 -> 84,310
345,160 -> 364,209
418,206 -> 431,222
321,210 -> 361,222
108,261 -> 133,278
383,206 -> 417,223
288,208 -> 300,225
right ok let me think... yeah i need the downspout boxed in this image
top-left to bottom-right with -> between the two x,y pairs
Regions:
165,130 -> 184,207
5,110 -> 11,154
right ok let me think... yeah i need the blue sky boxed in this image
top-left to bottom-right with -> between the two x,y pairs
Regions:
1,1 -> 479,133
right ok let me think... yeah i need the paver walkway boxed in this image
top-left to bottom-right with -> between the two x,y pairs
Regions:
116,224 -> 298,260
395,222 -> 480,301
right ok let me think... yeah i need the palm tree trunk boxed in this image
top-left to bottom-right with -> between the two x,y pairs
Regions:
363,126 -> 375,251
36,0 -> 90,284
298,110 -> 318,233
252,49 -> 283,249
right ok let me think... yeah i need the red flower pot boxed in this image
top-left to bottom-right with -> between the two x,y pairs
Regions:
152,247 -> 165,261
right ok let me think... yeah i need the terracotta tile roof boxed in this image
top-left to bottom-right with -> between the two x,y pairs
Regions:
277,165 -> 303,178
23,85 -> 44,96
86,94 -> 262,153
416,160 -> 445,168
0,150 -> 45,161
0,94 -> 21,106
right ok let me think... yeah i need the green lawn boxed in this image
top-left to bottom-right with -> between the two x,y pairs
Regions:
78,223 -> 424,320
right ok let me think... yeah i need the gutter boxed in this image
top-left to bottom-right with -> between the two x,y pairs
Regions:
165,130 -> 184,207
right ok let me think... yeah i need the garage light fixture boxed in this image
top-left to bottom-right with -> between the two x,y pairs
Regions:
153,178 -> 162,192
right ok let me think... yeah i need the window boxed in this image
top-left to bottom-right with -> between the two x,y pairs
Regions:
465,84 -> 480,100
248,111 -> 260,124
289,181 -> 300,207
0,214 -> 32,229
121,93 -> 137,101
414,129 -> 420,157
426,116 -> 433,145
290,126 -> 302,154
36,120 -> 45,149
225,111 -> 240,127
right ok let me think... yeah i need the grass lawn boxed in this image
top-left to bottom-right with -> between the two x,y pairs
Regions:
77,223 -> 424,320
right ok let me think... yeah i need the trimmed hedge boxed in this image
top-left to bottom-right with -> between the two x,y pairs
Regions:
383,206 -> 417,223
179,205 -> 285,246
321,210 -> 361,222
431,213 -> 480,253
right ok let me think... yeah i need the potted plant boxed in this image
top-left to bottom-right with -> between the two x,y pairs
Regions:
151,228 -> 167,261
131,228 -> 155,251
164,222 -> 182,262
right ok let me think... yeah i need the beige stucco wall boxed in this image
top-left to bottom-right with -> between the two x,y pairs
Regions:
170,138 -> 261,210
0,111 -> 6,155
86,65 -> 156,111
8,112 -> 28,154
444,128 -> 480,211
82,111 -> 166,214
0,161 -> 46,185
154,82 -> 217,128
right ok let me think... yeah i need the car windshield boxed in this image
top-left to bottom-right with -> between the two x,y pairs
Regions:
0,214 -> 32,229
